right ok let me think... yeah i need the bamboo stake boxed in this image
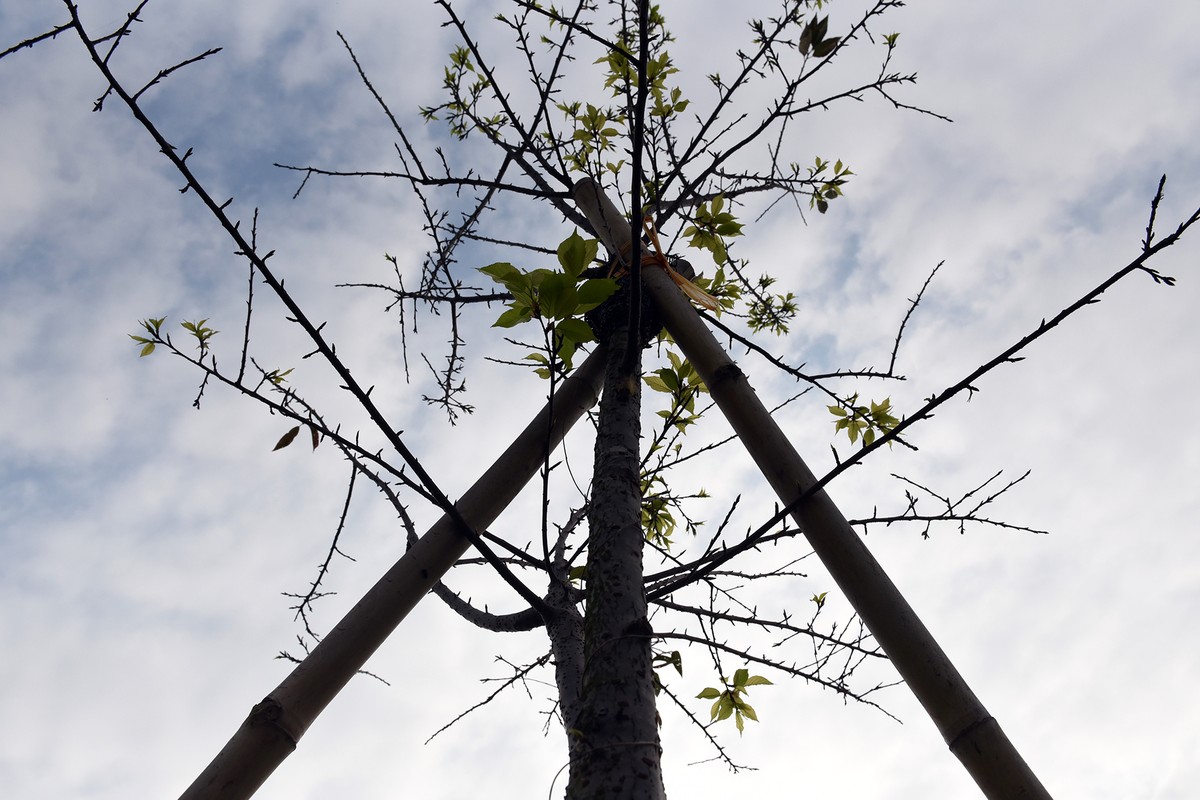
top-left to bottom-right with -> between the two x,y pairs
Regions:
179,347 -> 608,800
573,178 -> 1052,800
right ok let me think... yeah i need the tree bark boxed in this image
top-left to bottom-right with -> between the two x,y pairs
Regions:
545,560 -> 586,767
566,324 -> 665,799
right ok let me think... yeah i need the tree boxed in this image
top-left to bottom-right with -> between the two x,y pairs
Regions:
3,2 -> 1198,798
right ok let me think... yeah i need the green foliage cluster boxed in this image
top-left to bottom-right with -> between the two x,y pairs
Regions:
745,274 -> 798,335
429,3 -> 855,350
697,668 -> 774,734
129,316 -> 218,357
641,350 -> 710,548
640,482 -> 672,546
810,157 -> 854,215
687,266 -> 742,315
639,471 -> 708,549
554,4 -> 691,180
682,194 -> 743,266
556,101 -> 626,176
263,367 -> 294,386
181,319 -> 219,355
128,316 -> 166,357
828,394 -> 900,447
599,18 -> 688,122
419,45 -> 504,139
679,195 -> 804,335
479,231 -> 618,374
643,349 -> 708,432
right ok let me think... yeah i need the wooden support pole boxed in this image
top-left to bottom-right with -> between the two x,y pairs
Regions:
179,347 -> 608,800
573,178 -> 1052,800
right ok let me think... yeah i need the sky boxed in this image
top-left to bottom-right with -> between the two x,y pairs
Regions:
2,1 -> 1199,799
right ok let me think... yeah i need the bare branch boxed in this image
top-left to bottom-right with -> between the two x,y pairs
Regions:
0,20 -> 75,61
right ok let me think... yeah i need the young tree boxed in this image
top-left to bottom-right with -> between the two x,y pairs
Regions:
3,1 -> 1197,798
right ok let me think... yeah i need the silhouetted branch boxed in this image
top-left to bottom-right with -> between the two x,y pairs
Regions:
0,21 -> 74,61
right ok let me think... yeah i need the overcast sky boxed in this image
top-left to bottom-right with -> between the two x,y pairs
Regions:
2,2 -> 1199,799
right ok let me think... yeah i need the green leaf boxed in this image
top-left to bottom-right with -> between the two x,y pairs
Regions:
493,306 -> 533,328
742,675 -> 773,687
643,374 -> 671,393
715,695 -> 734,721
555,317 -> 595,346
686,195 -> 743,265
181,319 -> 218,345
813,36 -> 840,58
696,687 -> 721,700
557,231 -> 592,279
266,368 -> 294,385
139,342 -> 156,357
656,368 -> 680,392
538,272 -> 575,319
654,650 -> 683,676
479,261 -> 522,283
575,278 -> 619,312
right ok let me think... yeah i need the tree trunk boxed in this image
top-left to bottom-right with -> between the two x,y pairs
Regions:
566,324 -> 665,799
545,547 -> 586,769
